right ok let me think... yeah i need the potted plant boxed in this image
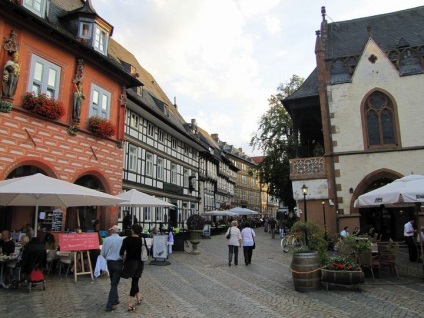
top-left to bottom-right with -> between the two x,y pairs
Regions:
321,256 -> 364,290
186,214 -> 205,255
21,92 -> 65,120
88,115 -> 115,138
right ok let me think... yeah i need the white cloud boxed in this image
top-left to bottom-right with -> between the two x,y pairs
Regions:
95,0 -> 424,156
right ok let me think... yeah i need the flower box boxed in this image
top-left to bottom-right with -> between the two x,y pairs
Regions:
321,269 -> 364,290
88,116 -> 115,138
21,92 -> 65,120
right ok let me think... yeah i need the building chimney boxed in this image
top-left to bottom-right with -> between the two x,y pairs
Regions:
211,134 -> 219,140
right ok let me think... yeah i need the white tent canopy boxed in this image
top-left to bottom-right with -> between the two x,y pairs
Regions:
202,210 -> 238,217
116,189 -> 175,208
0,173 -> 126,236
230,207 -> 259,215
355,175 -> 424,208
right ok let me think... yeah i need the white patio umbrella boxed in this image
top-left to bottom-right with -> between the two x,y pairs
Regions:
0,173 -> 127,236
354,175 -> 424,207
230,207 -> 259,215
202,210 -> 238,217
115,189 -> 175,207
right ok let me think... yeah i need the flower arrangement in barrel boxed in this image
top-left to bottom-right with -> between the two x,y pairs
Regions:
21,92 -> 65,120
322,256 -> 361,271
88,115 -> 115,138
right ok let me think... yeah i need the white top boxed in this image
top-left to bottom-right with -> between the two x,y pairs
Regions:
404,221 -> 414,237
226,226 -> 242,246
340,230 -> 348,237
241,227 -> 255,247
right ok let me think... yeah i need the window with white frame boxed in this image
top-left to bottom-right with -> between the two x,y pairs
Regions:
183,168 -> 189,188
128,144 -> 137,172
93,25 -> 108,55
171,163 -> 177,184
191,203 -> 196,215
182,203 -> 189,221
157,157 -> 164,180
242,190 -> 247,200
79,22 -> 92,39
28,55 -> 61,98
90,84 -> 111,118
158,130 -> 164,142
241,176 -> 247,184
156,207 -> 163,221
147,123 -> 154,136
130,113 -> 139,128
143,207 -> 151,221
24,0 -> 46,17
146,152 -> 153,177
171,138 -> 177,149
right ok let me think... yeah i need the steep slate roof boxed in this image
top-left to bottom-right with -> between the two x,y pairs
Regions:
325,6 -> 424,60
285,5 -> 424,101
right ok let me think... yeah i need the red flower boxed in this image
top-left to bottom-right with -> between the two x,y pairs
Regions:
22,92 -> 65,120
88,116 -> 115,138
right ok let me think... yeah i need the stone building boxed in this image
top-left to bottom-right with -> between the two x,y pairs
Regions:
283,6 -> 424,239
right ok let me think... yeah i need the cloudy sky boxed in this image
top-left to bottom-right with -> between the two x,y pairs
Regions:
96,0 -> 424,156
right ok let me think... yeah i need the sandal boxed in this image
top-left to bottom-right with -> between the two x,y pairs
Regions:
128,305 -> 136,311
136,294 -> 143,305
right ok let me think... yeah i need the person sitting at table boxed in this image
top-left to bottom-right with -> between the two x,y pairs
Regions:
0,230 -> 15,255
340,226 -> 349,237
352,227 -> 360,236
20,236 -> 46,280
44,233 -> 59,272
8,235 -> 30,288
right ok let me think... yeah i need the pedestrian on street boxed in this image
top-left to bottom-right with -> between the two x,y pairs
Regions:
241,221 -> 255,265
100,225 -> 123,312
404,218 -> 417,262
268,217 -> 277,239
120,224 -> 144,311
226,220 -> 242,266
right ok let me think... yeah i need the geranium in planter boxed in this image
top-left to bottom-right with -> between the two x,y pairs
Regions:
21,92 -> 65,120
186,214 -> 205,255
321,256 -> 364,290
88,115 -> 115,138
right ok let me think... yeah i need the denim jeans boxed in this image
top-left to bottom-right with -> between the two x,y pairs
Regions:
106,260 -> 123,310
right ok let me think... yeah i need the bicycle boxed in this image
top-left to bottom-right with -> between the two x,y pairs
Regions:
281,232 -> 303,253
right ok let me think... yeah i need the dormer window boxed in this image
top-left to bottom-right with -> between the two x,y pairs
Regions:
79,22 -> 92,39
24,0 -> 46,18
94,25 -> 108,55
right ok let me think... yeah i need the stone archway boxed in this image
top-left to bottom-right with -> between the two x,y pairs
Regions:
351,169 -> 408,240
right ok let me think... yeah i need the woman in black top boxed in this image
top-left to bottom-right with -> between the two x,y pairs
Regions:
120,224 -> 144,311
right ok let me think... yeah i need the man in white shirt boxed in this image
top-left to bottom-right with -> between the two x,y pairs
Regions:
101,225 -> 123,312
404,218 -> 417,262
340,226 -> 349,237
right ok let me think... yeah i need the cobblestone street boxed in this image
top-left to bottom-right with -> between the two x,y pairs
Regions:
1,229 -> 423,318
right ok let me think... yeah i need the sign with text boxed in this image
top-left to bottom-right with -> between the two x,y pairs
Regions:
59,233 -> 100,252
152,235 -> 168,259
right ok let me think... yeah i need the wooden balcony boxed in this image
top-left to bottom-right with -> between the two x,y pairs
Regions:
289,156 -> 326,180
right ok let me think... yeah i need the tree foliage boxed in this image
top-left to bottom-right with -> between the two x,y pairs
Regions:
250,75 -> 304,210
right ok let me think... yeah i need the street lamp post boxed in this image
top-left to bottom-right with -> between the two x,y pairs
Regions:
321,201 -> 326,230
301,184 -> 308,247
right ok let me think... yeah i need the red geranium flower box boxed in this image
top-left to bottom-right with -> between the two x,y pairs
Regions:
21,92 -> 65,120
88,115 -> 115,138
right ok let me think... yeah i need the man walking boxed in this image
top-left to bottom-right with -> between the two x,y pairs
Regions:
101,225 -> 123,312
268,217 -> 277,239
404,218 -> 417,262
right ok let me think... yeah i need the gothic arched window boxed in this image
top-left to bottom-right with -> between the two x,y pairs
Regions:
364,91 -> 399,149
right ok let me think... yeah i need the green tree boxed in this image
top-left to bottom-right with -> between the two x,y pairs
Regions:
250,75 -> 304,210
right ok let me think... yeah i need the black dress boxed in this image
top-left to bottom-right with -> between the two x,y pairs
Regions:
120,236 -> 144,279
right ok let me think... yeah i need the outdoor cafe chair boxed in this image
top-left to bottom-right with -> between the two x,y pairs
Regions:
379,242 -> 399,278
57,251 -> 76,277
357,249 -> 380,282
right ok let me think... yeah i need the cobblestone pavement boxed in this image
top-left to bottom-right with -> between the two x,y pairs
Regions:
1,229 -> 423,318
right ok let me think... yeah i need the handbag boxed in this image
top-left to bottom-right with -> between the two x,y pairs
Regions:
226,227 -> 231,239
141,237 -> 149,262
251,229 -> 255,249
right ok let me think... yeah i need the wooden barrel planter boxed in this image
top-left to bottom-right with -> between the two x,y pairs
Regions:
321,269 -> 364,291
291,251 -> 321,292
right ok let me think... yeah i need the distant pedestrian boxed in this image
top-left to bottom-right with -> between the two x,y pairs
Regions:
268,217 -> 277,239
168,228 -> 174,254
100,225 -> 123,312
340,226 -> 349,237
226,220 -> 242,266
120,224 -> 144,311
241,221 -> 255,265
404,218 -> 417,262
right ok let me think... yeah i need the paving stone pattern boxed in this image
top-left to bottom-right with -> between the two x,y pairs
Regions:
0,229 -> 423,318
